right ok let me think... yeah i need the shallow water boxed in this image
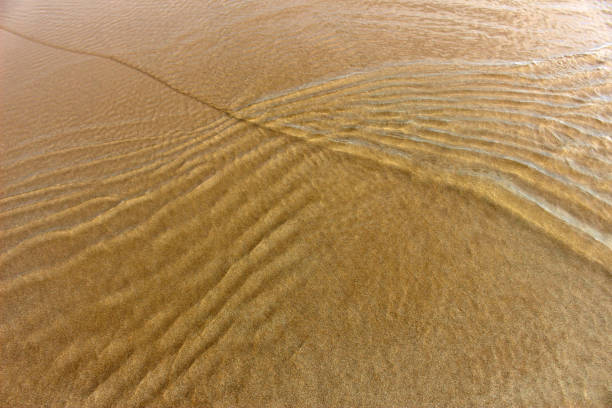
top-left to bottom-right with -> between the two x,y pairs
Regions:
1,1 -> 611,406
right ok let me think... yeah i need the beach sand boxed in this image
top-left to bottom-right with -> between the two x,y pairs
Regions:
1,1 -> 611,406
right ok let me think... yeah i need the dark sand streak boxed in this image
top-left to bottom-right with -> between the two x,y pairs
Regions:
0,26 -> 310,148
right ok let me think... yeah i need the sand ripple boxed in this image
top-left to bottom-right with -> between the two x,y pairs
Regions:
1,3 -> 611,407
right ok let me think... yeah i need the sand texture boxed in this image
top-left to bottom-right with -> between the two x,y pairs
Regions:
1,1 -> 611,407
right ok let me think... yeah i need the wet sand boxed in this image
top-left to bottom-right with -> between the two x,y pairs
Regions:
1,1 -> 611,407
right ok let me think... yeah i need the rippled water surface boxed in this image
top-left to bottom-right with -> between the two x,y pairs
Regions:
1,1 -> 611,407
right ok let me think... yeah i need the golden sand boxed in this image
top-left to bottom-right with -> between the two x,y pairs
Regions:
1,1 -> 611,406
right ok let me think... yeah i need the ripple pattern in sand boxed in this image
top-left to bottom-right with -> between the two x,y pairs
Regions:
1,24 -> 612,408
234,46 -> 612,268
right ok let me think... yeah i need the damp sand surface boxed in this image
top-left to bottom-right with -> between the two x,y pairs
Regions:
1,1 -> 611,407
